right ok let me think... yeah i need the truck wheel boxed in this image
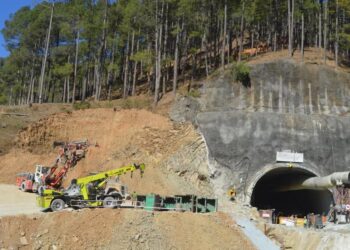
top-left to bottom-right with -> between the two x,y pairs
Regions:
20,182 -> 27,192
103,197 -> 117,208
50,199 -> 65,212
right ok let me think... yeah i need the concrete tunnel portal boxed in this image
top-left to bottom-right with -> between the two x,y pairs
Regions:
249,167 -> 333,217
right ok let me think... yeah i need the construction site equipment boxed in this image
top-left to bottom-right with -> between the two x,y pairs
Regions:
40,159 -> 74,192
135,194 -> 218,213
300,172 -> 350,190
52,139 -> 91,149
276,171 -> 350,192
258,209 -> 276,224
16,165 -> 50,192
329,186 -> 350,224
16,139 -> 90,193
37,163 -> 145,211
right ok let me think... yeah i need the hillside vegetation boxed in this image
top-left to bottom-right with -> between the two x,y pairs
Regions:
0,0 -> 349,107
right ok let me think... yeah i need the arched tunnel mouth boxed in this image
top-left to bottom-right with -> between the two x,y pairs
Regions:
250,167 -> 333,217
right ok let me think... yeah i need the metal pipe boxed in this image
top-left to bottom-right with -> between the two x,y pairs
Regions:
300,172 -> 350,190
276,172 -> 350,192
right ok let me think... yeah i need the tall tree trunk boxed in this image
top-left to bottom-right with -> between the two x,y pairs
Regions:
95,0 -> 107,101
44,67 -> 51,103
67,56 -> 71,102
51,80 -> 55,103
288,0 -> 292,57
162,2 -> 168,95
107,36 -> 117,100
82,67 -> 88,101
123,33 -> 130,98
318,5 -> 322,48
9,87 -> 13,106
129,30 -> 135,96
154,0 -> 163,106
238,0 -> 245,62
203,34 -> 209,78
63,77 -> 67,103
81,77 -> 86,101
173,19 -> 180,96
38,3 -> 54,104
132,37 -> 139,96
323,1 -> 328,64
30,77 -> 35,104
73,27 -> 80,103
291,0 -> 294,55
27,60 -> 35,104
301,0 -> 304,62
221,0 -> 227,68
335,0 -> 339,67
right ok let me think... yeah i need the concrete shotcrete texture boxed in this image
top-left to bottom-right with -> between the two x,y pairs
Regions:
171,59 -> 350,203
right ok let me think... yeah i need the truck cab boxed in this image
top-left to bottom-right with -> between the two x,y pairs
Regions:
34,165 -> 50,183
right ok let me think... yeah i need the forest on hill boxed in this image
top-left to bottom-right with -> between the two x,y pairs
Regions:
0,0 -> 349,106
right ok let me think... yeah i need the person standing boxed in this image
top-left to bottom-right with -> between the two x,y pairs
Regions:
131,191 -> 137,207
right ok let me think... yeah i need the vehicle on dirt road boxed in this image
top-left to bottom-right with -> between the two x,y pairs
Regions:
37,163 -> 145,211
16,140 -> 90,193
16,165 -> 50,192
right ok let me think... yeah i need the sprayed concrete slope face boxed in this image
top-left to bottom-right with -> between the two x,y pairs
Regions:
174,60 -> 350,206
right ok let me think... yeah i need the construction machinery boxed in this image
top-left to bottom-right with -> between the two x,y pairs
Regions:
16,165 -> 51,192
137,194 -> 218,213
16,161 -> 73,193
16,139 -> 90,193
37,163 -> 145,211
38,159 -> 75,194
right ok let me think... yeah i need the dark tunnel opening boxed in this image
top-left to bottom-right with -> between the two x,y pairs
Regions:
250,168 -> 333,217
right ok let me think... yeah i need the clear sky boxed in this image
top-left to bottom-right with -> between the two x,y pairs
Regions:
0,0 -> 34,58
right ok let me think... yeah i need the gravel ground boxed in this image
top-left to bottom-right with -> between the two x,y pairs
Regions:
0,184 -> 41,217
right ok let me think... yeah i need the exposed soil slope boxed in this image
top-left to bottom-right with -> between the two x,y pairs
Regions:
0,108 -> 212,196
0,210 -> 255,250
0,104 -> 72,156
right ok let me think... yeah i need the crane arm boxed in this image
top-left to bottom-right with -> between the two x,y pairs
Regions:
77,163 -> 145,200
76,163 -> 145,185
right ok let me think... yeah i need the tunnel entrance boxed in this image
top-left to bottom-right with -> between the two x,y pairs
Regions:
250,167 -> 333,217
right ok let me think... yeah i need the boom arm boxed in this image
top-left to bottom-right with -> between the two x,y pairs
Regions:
44,160 -> 73,188
77,163 -> 145,200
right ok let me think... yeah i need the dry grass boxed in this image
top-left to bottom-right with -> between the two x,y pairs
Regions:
247,47 -> 350,73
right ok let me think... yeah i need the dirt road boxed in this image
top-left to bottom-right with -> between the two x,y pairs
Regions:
0,184 -> 41,217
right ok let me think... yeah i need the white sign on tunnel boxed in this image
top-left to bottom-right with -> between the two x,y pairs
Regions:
276,151 -> 304,163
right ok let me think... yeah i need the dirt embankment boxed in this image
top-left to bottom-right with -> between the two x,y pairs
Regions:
0,108 -> 240,250
0,104 -> 72,156
0,108 -> 212,196
0,209 -> 255,250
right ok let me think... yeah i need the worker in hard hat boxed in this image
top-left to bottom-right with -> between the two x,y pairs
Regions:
131,191 -> 138,207
227,186 -> 236,201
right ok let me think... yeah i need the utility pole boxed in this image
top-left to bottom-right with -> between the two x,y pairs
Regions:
38,2 -> 54,104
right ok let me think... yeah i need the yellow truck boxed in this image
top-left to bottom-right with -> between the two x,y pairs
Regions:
37,163 -> 145,211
